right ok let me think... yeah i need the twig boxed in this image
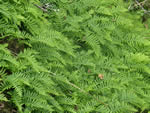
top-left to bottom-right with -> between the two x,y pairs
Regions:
142,0 -> 148,4
66,81 -> 86,93
67,81 -> 109,107
46,71 -> 108,107
128,3 -> 133,10
135,0 -> 150,13
33,3 -> 48,13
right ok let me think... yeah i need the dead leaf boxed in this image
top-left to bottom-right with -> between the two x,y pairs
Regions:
98,74 -> 104,80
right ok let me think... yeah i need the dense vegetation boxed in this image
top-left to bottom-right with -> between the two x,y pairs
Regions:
0,0 -> 150,113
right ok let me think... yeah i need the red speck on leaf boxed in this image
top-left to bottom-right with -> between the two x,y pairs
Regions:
88,69 -> 91,73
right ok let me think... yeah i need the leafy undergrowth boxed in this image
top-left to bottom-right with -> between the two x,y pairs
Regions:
0,0 -> 150,113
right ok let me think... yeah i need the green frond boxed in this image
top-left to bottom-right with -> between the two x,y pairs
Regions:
0,93 -> 8,101
0,0 -> 150,113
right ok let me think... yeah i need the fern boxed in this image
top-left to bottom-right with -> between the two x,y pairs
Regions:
0,0 -> 150,113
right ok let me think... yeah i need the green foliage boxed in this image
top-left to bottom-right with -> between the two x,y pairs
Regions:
0,0 -> 150,113
127,0 -> 150,26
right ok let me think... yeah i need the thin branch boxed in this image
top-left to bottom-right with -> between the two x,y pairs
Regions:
135,0 -> 150,13
46,71 -> 108,107
128,3 -> 133,10
141,0 -> 148,4
33,3 -> 48,13
67,81 -> 109,107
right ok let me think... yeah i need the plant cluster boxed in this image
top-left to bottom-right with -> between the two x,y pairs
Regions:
0,0 -> 150,113
127,0 -> 150,25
